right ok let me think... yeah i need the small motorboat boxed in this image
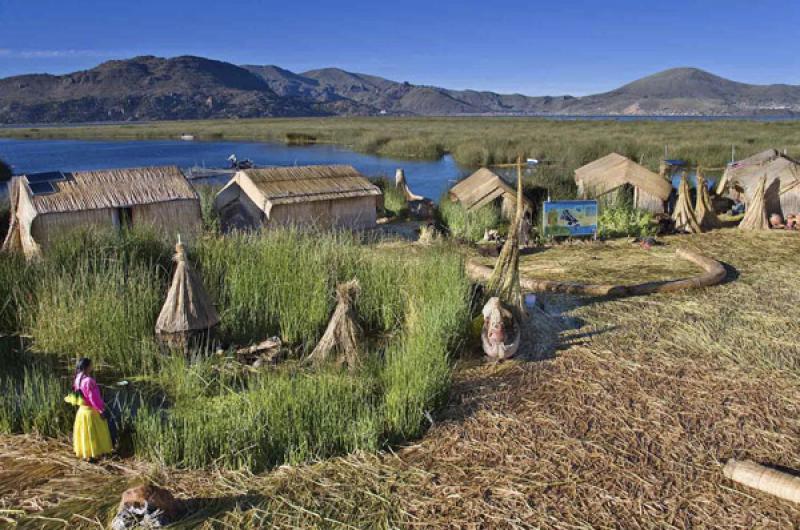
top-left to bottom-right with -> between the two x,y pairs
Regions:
227,154 -> 254,170
481,297 -> 520,361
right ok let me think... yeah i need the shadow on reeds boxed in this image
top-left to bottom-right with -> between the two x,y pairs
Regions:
718,260 -> 740,285
440,293 -> 616,424
175,493 -> 269,527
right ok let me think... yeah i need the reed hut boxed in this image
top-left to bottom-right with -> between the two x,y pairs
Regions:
2,166 -> 201,259
214,165 -> 382,231
717,149 -> 800,217
448,168 -> 533,220
156,240 -> 220,349
574,153 -> 672,214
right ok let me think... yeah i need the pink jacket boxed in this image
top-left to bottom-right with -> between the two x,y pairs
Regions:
73,374 -> 105,413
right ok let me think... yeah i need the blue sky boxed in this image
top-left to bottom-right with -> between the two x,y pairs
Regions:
1,0 -> 798,95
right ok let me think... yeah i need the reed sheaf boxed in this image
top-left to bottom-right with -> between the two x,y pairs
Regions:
0,227 -> 472,471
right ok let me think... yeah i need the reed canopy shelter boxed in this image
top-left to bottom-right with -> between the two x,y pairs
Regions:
2,166 -> 201,259
214,165 -> 382,231
448,168 -> 533,220
716,149 -> 800,217
574,153 -> 672,214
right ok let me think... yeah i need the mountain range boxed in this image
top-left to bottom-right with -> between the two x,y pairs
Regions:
1,55 -> 799,123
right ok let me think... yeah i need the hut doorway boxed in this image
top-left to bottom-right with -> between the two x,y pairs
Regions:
119,207 -> 133,230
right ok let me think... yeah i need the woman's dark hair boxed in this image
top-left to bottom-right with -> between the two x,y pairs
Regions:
76,357 -> 92,374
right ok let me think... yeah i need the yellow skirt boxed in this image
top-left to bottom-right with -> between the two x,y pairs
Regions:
73,405 -> 113,460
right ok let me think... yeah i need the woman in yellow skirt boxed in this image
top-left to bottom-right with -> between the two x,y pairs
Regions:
64,358 -> 113,460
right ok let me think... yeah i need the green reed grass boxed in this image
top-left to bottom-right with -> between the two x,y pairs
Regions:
134,368 -> 382,470
439,196 -> 502,242
0,346 -> 71,437
28,258 -> 164,374
383,247 -> 472,438
375,178 -> 409,218
0,253 -> 34,335
1,226 -> 473,472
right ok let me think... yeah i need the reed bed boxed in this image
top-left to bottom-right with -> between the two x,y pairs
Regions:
2,230 -> 800,528
0,226 -> 473,476
0,345 -> 71,438
5,117 -> 800,196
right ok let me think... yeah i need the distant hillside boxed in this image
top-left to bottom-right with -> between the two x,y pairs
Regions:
0,56 -> 320,123
560,68 -> 800,115
2,57 -> 800,124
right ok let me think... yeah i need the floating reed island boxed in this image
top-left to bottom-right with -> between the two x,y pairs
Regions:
0,144 -> 799,527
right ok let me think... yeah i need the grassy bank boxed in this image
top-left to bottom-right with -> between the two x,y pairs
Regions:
0,228 -> 473,472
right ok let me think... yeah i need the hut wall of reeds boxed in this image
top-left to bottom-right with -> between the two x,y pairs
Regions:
448,168 -> 533,220
214,165 -> 382,231
2,166 -> 201,258
574,153 -> 672,214
717,149 -> 800,217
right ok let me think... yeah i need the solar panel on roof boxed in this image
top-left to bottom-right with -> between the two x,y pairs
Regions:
26,171 -> 66,184
29,181 -> 56,195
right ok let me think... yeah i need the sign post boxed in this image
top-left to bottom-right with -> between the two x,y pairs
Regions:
542,200 -> 598,238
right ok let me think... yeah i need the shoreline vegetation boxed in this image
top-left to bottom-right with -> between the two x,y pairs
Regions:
5,117 -> 800,206
2,116 -> 800,170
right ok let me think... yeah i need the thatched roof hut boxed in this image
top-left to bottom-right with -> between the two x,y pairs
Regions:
716,149 -> 800,217
156,240 -> 220,349
214,165 -> 382,231
448,168 -> 533,220
2,166 -> 201,259
574,153 -> 672,214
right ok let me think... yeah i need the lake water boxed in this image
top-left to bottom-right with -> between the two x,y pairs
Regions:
0,139 -> 469,200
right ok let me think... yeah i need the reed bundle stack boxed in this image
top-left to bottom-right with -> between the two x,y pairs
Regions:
672,174 -> 702,233
485,160 -> 526,313
694,168 -> 721,230
307,279 -> 362,368
155,240 -> 220,349
395,168 -> 424,201
739,176 -> 771,231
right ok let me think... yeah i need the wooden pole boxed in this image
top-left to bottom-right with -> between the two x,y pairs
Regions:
724,459 -> 800,504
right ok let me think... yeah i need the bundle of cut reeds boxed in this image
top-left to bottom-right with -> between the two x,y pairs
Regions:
672,174 -> 702,233
739,175 -> 771,231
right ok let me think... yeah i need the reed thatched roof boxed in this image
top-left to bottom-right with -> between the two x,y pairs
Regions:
575,153 -> 672,201
21,166 -> 197,215
717,150 -> 800,197
449,168 -> 533,211
237,165 -> 381,205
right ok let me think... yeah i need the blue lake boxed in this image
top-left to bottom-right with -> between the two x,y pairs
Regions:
0,139 -> 469,201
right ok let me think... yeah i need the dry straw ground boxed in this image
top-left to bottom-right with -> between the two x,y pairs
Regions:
2,229 -> 799,529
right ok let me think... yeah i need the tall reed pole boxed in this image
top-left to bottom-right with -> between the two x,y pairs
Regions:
486,156 -> 525,313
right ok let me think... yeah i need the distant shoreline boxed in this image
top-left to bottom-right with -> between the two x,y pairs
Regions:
1,117 -> 799,175
2,114 -> 799,130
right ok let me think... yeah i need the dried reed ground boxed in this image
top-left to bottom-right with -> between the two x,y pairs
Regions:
2,229 -> 799,529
